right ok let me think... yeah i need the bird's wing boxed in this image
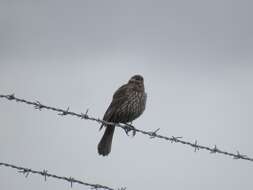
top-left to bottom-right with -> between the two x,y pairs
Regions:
112,83 -> 130,99
103,84 -> 129,121
99,84 -> 129,130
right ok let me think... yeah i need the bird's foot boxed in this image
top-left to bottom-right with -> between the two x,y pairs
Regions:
123,123 -> 136,137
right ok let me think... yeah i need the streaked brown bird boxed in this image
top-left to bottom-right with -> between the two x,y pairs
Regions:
98,75 -> 147,156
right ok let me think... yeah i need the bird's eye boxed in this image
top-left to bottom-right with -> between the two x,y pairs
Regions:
133,75 -> 143,81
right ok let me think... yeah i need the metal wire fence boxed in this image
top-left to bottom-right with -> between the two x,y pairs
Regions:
0,162 -> 124,190
0,93 -> 253,189
0,93 -> 252,162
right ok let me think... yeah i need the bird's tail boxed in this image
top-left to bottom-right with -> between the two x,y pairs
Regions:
97,125 -> 115,156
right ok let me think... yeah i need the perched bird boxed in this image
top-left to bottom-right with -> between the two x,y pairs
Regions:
98,75 -> 147,156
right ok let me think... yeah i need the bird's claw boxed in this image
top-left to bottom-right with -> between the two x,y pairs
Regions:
99,125 -> 104,131
123,124 -> 136,137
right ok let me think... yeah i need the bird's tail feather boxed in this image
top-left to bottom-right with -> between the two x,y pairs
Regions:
97,125 -> 115,156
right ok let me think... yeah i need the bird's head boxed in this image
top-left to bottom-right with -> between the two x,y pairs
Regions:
128,75 -> 144,86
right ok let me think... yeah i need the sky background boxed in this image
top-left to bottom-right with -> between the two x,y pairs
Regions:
1,0 -> 253,189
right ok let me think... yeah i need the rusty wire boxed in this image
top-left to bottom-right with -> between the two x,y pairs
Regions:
0,93 -> 252,162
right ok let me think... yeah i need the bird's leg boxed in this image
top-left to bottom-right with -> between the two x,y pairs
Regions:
123,122 -> 136,136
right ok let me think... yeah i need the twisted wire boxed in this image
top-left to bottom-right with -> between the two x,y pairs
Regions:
0,94 -> 252,162
0,162 -> 124,190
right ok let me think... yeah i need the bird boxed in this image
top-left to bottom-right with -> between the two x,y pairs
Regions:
97,75 -> 147,156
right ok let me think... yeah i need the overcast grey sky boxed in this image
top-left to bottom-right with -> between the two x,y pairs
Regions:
1,0 -> 253,190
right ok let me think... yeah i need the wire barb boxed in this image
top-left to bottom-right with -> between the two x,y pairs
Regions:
58,106 -> 70,116
210,145 -> 219,154
81,109 -> 89,119
7,93 -> 15,100
149,128 -> 160,139
193,140 -> 200,152
69,177 -> 74,188
1,94 -> 253,163
18,168 -> 31,178
171,136 -> 183,143
42,169 -> 48,181
34,101 -> 44,110
234,151 -> 248,160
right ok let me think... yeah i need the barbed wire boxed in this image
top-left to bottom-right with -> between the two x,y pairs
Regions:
0,162 -> 125,190
0,93 -> 253,162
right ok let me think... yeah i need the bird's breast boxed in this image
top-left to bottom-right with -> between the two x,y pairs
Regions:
118,90 -> 146,123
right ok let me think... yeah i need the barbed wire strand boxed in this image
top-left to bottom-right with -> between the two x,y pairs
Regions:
0,162 -> 125,190
0,94 -> 252,162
